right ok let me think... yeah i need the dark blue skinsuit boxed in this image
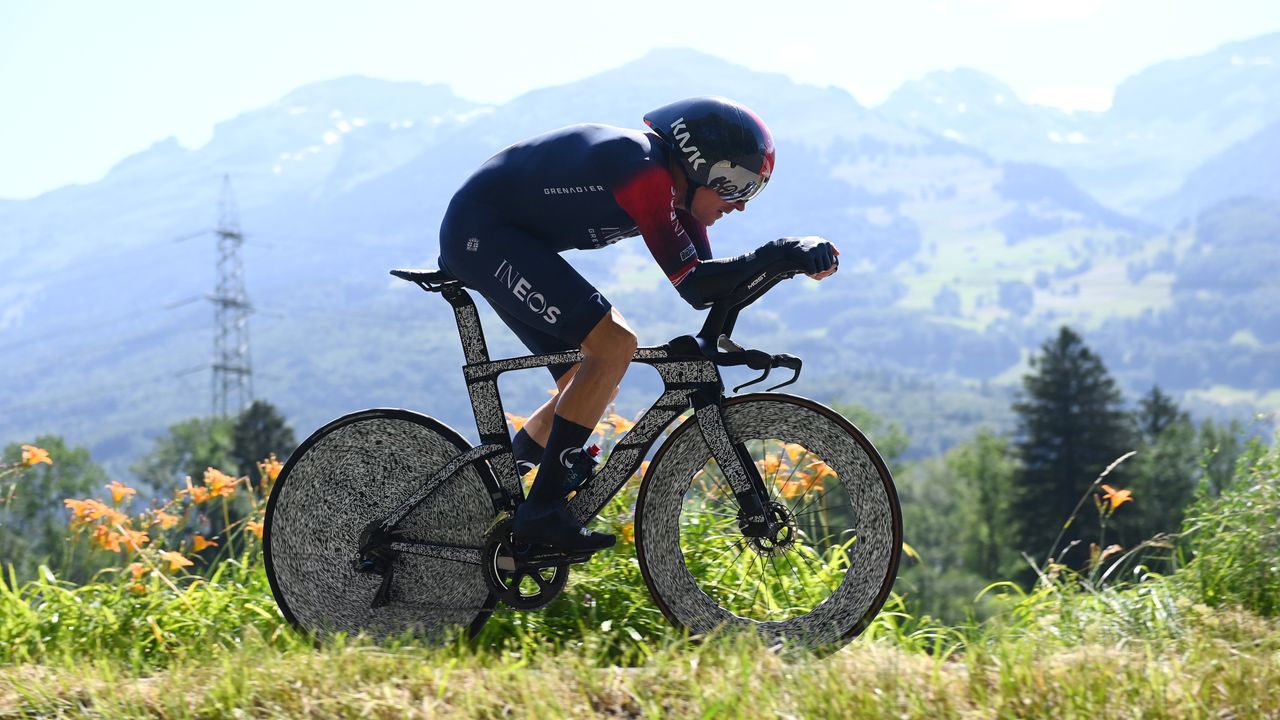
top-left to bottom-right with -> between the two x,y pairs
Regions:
438,124 -> 711,376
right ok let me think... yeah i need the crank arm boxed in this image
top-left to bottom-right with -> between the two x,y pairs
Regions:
521,549 -> 596,567
371,565 -> 395,608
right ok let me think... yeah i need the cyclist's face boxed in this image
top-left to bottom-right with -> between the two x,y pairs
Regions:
690,186 -> 747,226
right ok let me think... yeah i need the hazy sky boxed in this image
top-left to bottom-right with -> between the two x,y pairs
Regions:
2,0 -> 1277,199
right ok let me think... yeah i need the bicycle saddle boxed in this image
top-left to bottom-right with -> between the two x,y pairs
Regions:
390,268 -> 458,284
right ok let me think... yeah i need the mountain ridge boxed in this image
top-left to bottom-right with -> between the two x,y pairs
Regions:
1,41 -> 1276,478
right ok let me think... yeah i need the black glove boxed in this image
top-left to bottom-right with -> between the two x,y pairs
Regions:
760,236 -> 838,275
675,237 -> 837,308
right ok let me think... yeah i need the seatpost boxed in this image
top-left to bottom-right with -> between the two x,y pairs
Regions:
441,285 -> 491,366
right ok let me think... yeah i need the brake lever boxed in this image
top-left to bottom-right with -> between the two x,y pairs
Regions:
732,365 -> 773,394
764,354 -> 803,391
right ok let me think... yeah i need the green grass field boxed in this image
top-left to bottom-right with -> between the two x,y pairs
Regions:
2,573 -> 1278,719
2,432 -> 1278,718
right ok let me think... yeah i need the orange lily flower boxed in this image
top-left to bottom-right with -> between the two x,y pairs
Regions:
757,454 -> 782,476
505,412 -> 529,433
807,460 -> 838,481
92,525 -> 124,552
20,445 -> 52,467
1101,484 -> 1134,510
160,551 -> 194,572
605,412 -> 635,435
119,527 -> 149,551
783,443 -> 808,465
180,476 -> 211,504
152,510 -> 180,530
65,498 -> 127,527
203,468 -> 238,498
106,480 -> 136,505
258,455 -> 284,482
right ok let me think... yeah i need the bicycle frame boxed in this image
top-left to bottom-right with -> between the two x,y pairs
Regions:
372,277 -> 772,539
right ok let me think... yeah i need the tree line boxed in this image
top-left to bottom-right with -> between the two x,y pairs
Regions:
1,400 -> 296,585
895,326 -> 1256,621
2,329 -> 1264,618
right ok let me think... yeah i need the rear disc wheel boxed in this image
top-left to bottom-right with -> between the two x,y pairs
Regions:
264,409 -> 500,641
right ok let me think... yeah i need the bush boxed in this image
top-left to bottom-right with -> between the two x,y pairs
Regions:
1176,439 -> 1280,616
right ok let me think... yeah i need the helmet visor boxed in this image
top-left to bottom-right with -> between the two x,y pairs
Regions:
704,159 -> 770,203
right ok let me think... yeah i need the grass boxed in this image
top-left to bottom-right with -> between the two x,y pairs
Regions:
3,537 -> 1279,719
1,604 -> 1278,719
3,434 -> 1279,717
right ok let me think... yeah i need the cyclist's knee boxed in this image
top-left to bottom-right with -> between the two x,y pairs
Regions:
581,309 -> 637,365
555,364 -> 580,393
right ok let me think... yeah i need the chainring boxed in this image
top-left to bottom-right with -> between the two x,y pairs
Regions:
483,519 -> 570,610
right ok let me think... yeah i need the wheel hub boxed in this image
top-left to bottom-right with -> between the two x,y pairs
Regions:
747,501 -> 798,557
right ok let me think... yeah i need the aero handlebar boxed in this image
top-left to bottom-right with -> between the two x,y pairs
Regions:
694,260 -> 805,393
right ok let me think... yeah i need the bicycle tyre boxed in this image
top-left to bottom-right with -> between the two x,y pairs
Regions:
264,408 -> 500,641
634,393 -> 902,650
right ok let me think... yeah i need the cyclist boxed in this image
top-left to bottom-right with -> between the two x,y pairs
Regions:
437,96 -> 839,552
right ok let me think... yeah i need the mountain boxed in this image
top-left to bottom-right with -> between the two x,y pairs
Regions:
1,46 -> 1274,478
1098,197 -> 1280,392
1145,118 -> 1280,223
879,68 -> 1097,164
878,32 -> 1280,217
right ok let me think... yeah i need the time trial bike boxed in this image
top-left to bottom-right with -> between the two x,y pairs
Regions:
263,260 -> 902,651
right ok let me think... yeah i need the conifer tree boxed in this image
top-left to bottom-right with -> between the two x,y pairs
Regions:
232,400 -> 297,475
1124,386 -> 1198,551
1012,326 -> 1134,570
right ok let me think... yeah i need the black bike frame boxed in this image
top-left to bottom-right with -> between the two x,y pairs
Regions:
374,275 -> 785,538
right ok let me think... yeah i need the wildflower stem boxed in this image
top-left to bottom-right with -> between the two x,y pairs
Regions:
1045,451 -> 1136,565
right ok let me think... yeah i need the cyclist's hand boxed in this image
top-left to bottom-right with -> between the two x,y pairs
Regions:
771,236 -> 839,279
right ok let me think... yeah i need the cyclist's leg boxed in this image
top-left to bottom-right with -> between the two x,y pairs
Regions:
516,362 -> 620,450
439,206 -> 630,549
440,204 -> 626,446
557,308 -> 636,436
481,305 -> 579,474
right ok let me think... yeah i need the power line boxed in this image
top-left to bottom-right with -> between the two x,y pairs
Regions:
0,296 -> 204,353
0,365 -> 210,417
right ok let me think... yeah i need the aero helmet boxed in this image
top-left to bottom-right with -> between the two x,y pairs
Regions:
644,96 -> 775,203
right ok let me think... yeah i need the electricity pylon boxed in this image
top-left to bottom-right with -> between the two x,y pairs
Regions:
211,175 -> 253,418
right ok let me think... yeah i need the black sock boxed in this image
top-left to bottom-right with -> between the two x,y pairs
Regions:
511,428 -> 544,475
525,414 -> 593,508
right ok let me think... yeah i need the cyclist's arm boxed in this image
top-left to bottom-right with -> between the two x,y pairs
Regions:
677,237 -> 839,308
613,165 -> 709,291
613,162 -> 837,309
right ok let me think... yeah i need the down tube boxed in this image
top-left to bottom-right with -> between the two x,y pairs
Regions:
567,353 -> 721,524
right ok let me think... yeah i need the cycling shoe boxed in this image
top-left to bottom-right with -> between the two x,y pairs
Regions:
512,503 -> 615,552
